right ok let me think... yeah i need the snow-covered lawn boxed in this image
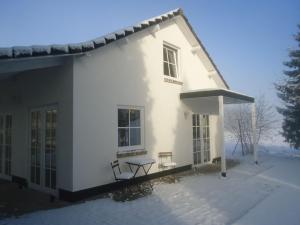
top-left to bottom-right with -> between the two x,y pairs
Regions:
1,149 -> 300,225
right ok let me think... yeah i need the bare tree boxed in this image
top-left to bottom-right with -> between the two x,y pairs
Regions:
225,94 -> 278,155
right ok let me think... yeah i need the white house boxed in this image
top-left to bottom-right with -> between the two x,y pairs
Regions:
0,9 -> 257,201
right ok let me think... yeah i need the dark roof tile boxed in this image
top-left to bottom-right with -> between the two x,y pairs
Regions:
13,46 -> 32,58
51,44 -> 69,55
69,43 -> 83,53
32,45 -> 51,56
0,48 -> 13,59
93,37 -> 106,47
81,41 -> 95,52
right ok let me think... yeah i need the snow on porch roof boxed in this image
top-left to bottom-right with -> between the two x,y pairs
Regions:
180,88 -> 255,104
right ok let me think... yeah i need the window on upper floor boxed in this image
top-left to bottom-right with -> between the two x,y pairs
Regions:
118,106 -> 144,151
163,45 -> 178,78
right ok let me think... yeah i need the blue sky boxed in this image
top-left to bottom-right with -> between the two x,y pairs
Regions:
0,0 -> 299,108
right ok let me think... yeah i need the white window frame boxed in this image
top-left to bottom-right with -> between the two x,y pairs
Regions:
117,105 -> 145,152
163,43 -> 180,79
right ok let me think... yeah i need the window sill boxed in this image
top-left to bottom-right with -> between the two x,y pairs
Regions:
164,77 -> 183,85
117,149 -> 147,158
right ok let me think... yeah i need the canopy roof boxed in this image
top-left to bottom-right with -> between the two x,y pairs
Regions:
180,88 -> 254,104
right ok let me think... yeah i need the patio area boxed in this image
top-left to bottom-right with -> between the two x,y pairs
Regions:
0,159 -> 239,218
1,150 -> 300,225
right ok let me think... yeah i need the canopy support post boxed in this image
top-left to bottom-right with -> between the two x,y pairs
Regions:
219,96 -> 226,177
251,102 -> 258,164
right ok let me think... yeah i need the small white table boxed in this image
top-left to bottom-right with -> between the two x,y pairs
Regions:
125,158 -> 156,177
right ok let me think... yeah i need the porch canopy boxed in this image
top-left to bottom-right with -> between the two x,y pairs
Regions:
180,88 -> 257,177
180,88 -> 254,104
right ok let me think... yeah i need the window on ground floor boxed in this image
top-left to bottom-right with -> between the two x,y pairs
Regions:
118,106 -> 144,151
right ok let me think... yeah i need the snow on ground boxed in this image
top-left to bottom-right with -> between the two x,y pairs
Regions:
1,148 -> 300,225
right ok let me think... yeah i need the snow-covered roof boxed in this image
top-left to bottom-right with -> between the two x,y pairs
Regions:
0,9 -> 181,60
0,8 -> 229,89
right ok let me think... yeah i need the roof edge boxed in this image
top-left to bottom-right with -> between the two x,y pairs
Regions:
0,8 -> 230,90
0,8 -> 182,60
178,12 -> 230,89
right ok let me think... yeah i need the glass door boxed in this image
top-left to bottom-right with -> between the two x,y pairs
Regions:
192,114 -> 210,165
30,110 -> 42,185
30,107 -> 57,192
0,114 -> 12,178
192,114 -> 201,165
44,109 -> 57,189
201,115 -> 210,163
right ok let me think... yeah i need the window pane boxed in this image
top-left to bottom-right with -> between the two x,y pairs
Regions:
118,128 -> 129,146
118,109 -> 129,127
130,128 -> 141,146
200,115 -> 204,126
30,166 -> 35,183
169,64 -> 177,78
203,128 -> 207,138
201,115 -> 208,126
45,149 -> 51,168
31,148 -> 36,165
51,170 -> 56,189
45,169 -> 50,187
5,115 -> 11,128
0,116 -> 3,129
164,62 -> 169,76
196,127 -> 200,139
36,166 -> 40,185
193,127 -> 196,139
130,110 -> 140,127
51,150 -> 56,169
163,47 -> 168,61
197,152 -> 201,163
196,140 -> 201,152
45,136 -> 51,148
193,114 -> 198,127
193,140 -> 197,152
167,49 -> 176,64
36,149 -> 40,166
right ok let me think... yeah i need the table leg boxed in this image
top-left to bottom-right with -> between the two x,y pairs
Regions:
141,165 -> 147,174
133,166 -> 141,177
128,164 -> 133,173
145,163 -> 154,175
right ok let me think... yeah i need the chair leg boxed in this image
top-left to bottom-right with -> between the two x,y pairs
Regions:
149,181 -> 153,191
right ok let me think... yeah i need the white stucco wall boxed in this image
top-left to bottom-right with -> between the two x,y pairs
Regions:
72,18 -> 225,191
0,63 -> 74,191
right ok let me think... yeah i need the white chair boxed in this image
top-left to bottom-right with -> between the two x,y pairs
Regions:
158,152 -> 177,169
